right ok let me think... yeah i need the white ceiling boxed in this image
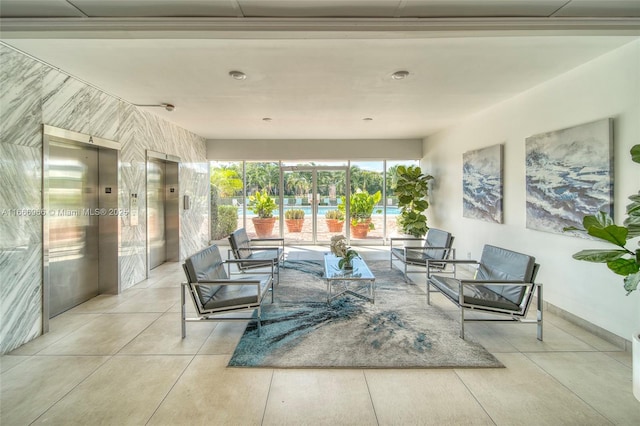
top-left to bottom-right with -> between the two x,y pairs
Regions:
1,1 -> 639,140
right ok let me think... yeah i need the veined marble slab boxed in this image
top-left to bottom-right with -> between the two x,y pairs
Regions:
180,162 -> 210,260
0,143 -> 43,352
0,45 -> 44,148
0,244 -> 42,354
1,46 -> 209,352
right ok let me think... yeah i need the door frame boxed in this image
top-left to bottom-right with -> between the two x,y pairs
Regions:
280,165 -> 349,244
42,125 -> 120,333
145,150 -> 180,276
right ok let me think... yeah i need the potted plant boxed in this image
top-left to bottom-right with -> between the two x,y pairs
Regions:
393,165 -> 434,238
249,190 -> 277,238
325,209 -> 345,232
284,209 -> 305,232
330,235 -> 359,270
565,144 -> 639,401
339,190 -> 382,239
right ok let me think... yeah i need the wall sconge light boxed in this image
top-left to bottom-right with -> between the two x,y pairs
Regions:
391,70 -> 410,80
229,70 -> 247,80
134,103 -> 176,111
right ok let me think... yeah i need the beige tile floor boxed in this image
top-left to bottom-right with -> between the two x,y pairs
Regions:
2,246 -> 639,425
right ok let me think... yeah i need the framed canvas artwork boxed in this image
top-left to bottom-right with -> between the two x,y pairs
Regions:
525,118 -> 613,236
463,144 -> 503,223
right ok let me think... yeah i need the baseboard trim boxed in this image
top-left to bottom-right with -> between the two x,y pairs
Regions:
545,302 -> 631,352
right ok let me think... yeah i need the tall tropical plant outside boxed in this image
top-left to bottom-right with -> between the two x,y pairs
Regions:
210,168 -> 243,197
393,165 -> 434,238
565,144 -> 640,294
246,162 -> 280,195
210,163 -> 242,240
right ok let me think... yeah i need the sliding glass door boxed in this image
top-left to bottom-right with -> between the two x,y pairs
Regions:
281,166 -> 348,244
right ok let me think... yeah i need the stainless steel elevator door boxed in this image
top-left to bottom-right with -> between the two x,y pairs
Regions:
148,158 -> 166,269
49,141 -> 99,317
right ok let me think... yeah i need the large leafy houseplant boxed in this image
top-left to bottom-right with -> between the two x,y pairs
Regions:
565,144 -> 640,295
393,165 -> 434,238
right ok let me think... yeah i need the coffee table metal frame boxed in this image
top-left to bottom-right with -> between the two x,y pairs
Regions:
323,253 -> 376,303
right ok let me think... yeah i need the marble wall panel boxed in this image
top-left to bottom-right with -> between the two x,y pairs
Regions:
0,45 -> 44,147
1,47 -> 209,351
42,69 -> 96,135
117,103 -> 146,165
42,68 -> 120,140
0,244 -> 42,353
180,162 -> 210,259
0,142 -> 43,353
119,161 -> 147,289
0,143 -> 42,248
88,91 -> 120,141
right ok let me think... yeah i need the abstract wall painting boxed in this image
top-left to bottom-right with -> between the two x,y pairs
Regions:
525,118 -> 613,237
463,144 -> 503,223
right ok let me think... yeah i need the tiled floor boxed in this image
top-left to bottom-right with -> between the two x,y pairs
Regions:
2,246 -> 639,425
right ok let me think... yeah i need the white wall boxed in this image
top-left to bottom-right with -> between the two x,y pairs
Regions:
208,139 -> 422,161
423,40 -> 640,340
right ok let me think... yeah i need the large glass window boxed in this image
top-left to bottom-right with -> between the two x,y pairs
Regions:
210,161 -> 243,241
386,160 -> 420,237
210,159 -> 420,243
348,162 -> 384,242
245,162 -> 281,239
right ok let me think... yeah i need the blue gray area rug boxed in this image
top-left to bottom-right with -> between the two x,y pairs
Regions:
228,260 -> 503,368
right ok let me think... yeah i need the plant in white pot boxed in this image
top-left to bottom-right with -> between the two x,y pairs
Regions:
565,143 -> 639,400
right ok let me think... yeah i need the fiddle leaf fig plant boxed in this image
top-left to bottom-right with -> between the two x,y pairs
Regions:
393,165 -> 434,238
565,144 -> 640,294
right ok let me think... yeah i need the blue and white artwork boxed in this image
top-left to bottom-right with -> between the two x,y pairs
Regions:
526,118 -> 613,236
463,144 -> 503,223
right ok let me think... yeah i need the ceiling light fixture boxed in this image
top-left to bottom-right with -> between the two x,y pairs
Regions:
391,70 -> 410,80
229,70 -> 247,80
262,117 -> 272,122
134,103 -> 175,111
363,117 -> 373,121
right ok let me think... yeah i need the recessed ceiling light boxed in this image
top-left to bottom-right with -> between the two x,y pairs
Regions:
363,117 -> 373,121
262,117 -> 272,122
229,70 -> 247,80
391,70 -> 410,80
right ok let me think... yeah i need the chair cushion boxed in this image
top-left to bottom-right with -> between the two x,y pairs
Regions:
183,245 -> 228,305
430,275 -> 521,311
184,245 -> 228,282
390,247 -> 445,268
238,248 -> 283,270
229,228 -> 252,259
200,275 -> 271,310
423,228 -> 452,260
476,245 -> 535,305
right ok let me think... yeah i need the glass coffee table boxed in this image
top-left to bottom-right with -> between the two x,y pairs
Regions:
323,253 -> 376,303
